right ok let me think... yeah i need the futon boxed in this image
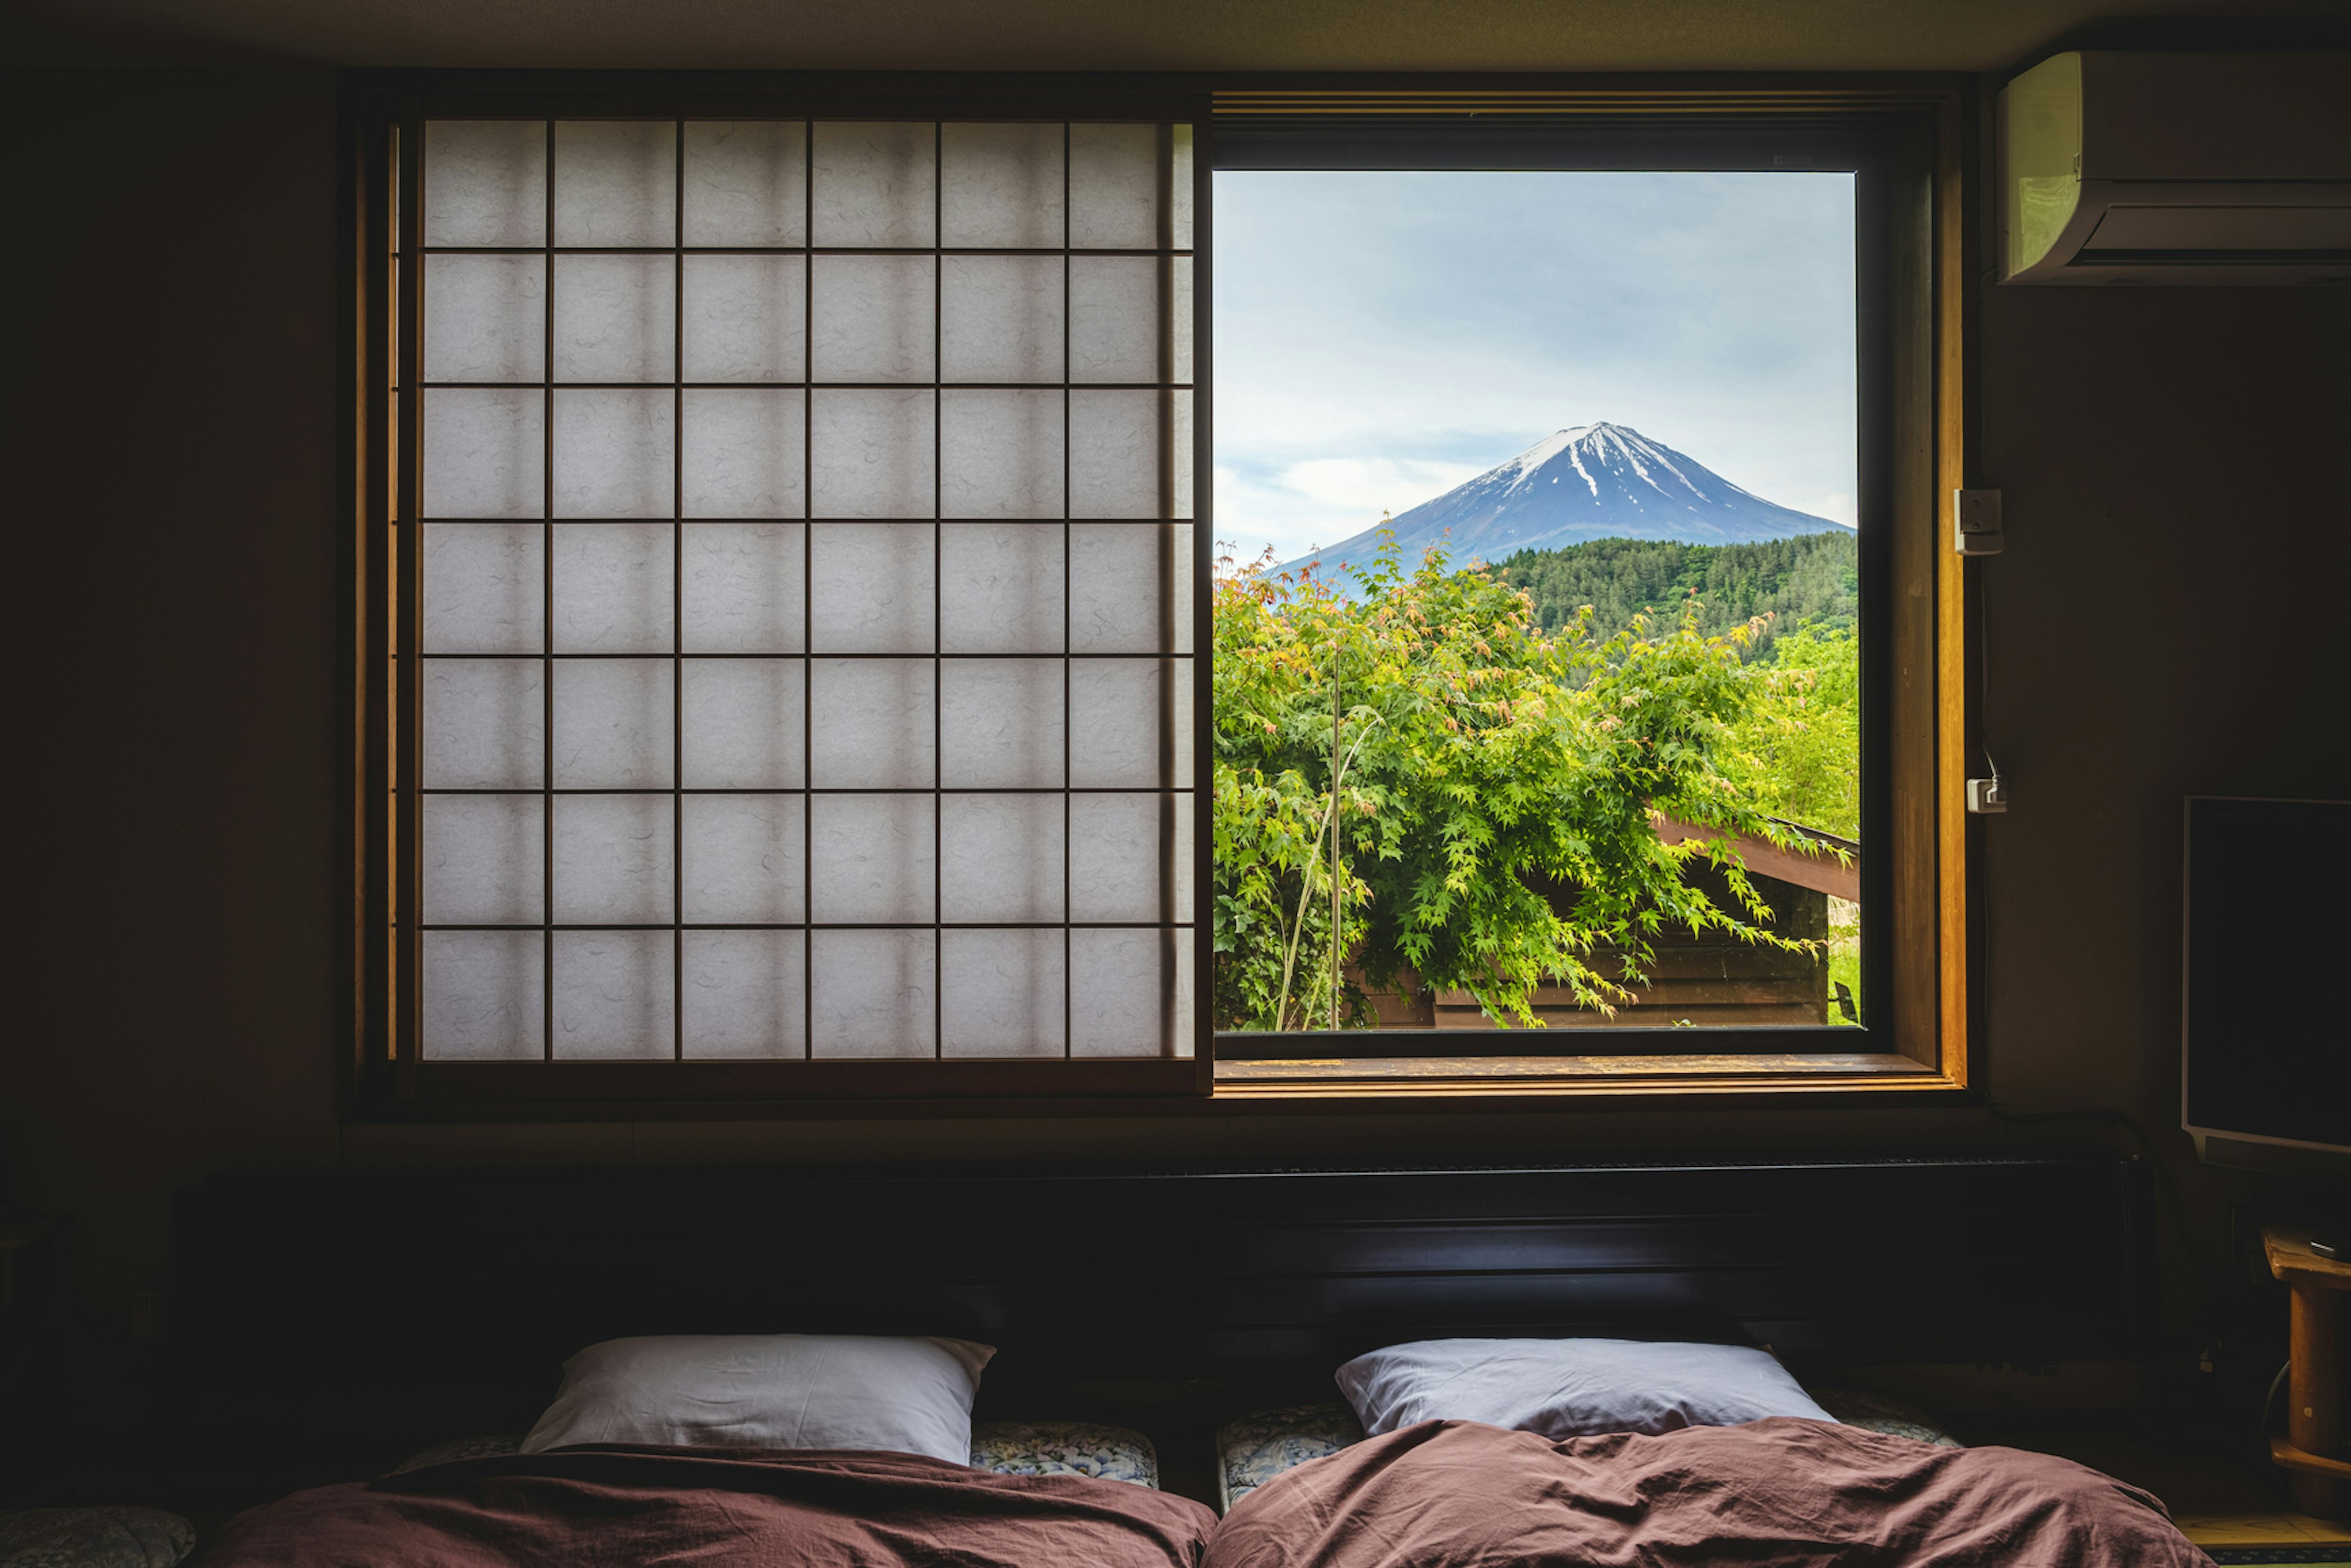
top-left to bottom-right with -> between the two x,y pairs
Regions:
1204,1417 -> 2209,1568
197,1445 -> 1217,1568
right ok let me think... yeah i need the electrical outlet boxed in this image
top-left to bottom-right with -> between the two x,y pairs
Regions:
1968,777 -> 2008,814
1954,489 -> 2003,555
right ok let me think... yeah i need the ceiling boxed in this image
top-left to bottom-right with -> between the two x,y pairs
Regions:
11,0 -> 2339,73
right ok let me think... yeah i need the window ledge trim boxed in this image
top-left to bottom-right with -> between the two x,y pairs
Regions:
346,1061 -> 1973,1123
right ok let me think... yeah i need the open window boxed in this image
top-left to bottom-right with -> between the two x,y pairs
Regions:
1202,97 -> 1969,1093
347,80 -> 1971,1112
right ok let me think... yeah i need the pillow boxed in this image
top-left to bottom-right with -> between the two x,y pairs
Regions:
967,1420 -> 1161,1487
1335,1337 -> 1835,1440
1804,1385 -> 1963,1447
521,1334 -> 995,1464
1215,1403 -> 1367,1513
0,1507 -> 194,1568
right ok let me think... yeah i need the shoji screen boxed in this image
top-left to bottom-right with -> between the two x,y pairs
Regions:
397,116 -> 1197,1076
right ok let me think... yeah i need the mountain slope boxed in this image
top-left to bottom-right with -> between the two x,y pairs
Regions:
1295,423 -> 1845,569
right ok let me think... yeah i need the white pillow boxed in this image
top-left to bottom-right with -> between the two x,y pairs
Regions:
1336,1337 -> 1835,1440
520,1334 -> 996,1464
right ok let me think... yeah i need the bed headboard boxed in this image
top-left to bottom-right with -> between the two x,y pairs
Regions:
164,1146 -> 2151,1495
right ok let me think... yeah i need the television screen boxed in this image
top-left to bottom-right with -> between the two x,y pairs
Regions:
2183,796 -> 2351,1158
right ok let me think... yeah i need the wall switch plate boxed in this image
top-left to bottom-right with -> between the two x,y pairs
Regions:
1955,489 -> 2004,555
1968,777 -> 2009,813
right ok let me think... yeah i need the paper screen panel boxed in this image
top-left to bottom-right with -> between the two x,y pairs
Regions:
553,522 -> 674,653
553,121 -> 677,249
681,658 -> 805,788
940,523 -> 1062,655
552,658 -> 673,789
942,928 -> 1066,1057
812,122 -> 936,249
424,121 -> 546,249
1068,658 -> 1171,787
683,929 -> 806,1057
677,388 -> 804,517
1169,259 -> 1194,383
1171,391 -> 1194,519
810,658 -> 934,788
1067,792 -> 1167,923
422,658 -> 543,789
554,389 -> 675,518
1069,391 -> 1163,519
424,794 -> 545,925
679,389 -> 805,519
811,255 -> 936,384
682,255 -> 804,383
809,522 -> 934,652
940,793 -> 1065,923
682,794 -> 804,924
940,255 -> 1063,383
1069,258 -> 1161,384
811,391 -> 936,520
683,121 -> 808,248
423,388 -> 543,518
423,930 -> 546,1059
941,122 -> 1063,248
681,522 -> 804,653
553,254 -> 676,383
424,523 -> 542,654
1070,524 -> 1174,655
939,659 -> 1062,789
940,390 -> 1064,519
1070,124 -> 1163,250
1170,523 -> 1195,651
1168,127 -> 1194,249
553,930 -> 675,1058
809,793 -> 935,923
1071,927 -> 1172,1056
811,928 -> 935,1057
424,254 -> 544,383
553,793 -> 675,924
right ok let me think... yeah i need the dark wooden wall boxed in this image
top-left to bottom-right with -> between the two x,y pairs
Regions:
154,1147 -> 2150,1501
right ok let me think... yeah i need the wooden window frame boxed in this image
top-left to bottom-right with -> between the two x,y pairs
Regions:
340,72 -> 1978,1118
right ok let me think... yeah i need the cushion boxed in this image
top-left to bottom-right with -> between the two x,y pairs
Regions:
520,1334 -> 995,1465
1335,1337 -> 1836,1440
388,1433 -> 524,1473
967,1421 -> 1159,1487
1214,1403 -> 1365,1513
1805,1386 -> 1964,1447
0,1507 -> 193,1568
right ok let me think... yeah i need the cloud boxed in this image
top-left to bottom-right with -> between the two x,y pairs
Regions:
1211,169 -> 1859,560
1217,456 -> 1488,562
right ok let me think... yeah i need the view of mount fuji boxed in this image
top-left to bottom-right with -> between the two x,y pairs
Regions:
1290,422 -> 1847,572
1211,169 -> 1868,1035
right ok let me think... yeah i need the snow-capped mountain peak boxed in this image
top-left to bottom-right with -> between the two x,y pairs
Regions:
1294,423 -> 1842,570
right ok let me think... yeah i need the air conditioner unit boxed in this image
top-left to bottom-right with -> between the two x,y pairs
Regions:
1998,51 -> 2351,285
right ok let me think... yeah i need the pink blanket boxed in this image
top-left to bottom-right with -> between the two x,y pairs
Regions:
1206,1417 -> 2208,1567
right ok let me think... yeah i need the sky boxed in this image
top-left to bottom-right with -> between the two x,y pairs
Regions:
1211,170 -> 1859,567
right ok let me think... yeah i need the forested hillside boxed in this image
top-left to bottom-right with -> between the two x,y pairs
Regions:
1214,531 -> 1865,1030
1495,528 -> 1856,659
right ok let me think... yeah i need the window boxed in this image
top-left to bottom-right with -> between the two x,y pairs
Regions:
349,81 -> 1970,1108
1206,108 -> 1938,1089
352,89 -> 1209,1103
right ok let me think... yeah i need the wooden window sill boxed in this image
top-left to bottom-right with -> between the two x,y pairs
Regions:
1214,1051 -> 1949,1098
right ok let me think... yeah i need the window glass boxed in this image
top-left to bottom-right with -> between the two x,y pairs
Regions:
1212,167 -> 1862,1040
